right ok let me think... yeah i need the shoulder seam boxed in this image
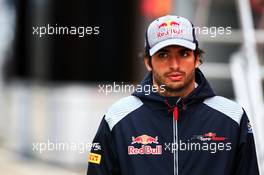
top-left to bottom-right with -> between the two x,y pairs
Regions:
203,96 -> 243,125
105,95 -> 143,131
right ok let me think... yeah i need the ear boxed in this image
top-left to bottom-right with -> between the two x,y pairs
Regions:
195,56 -> 200,68
144,57 -> 152,71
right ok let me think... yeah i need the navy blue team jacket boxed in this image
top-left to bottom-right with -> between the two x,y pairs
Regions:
87,68 -> 259,175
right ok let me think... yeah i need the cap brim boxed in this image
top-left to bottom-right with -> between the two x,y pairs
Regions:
149,39 -> 196,56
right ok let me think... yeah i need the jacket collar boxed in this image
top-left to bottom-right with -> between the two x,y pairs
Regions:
132,68 -> 215,108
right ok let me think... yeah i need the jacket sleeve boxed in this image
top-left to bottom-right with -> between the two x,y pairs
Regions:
234,110 -> 260,175
87,116 -> 120,175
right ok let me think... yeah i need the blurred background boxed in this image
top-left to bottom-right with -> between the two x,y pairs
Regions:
0,0 -> 264,174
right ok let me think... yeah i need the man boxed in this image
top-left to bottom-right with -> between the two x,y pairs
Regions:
87,15 -> 260,175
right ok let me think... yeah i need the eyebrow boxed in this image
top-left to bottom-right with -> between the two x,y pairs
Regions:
157,48 -> 169,52
178,48 -> 192,52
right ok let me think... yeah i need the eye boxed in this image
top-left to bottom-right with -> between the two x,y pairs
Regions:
158,52 -> 169,58
179,50 -> 191,57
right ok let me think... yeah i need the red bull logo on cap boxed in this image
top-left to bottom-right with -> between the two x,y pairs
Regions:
157,20 -> 183,38
128,134 -> 162,155
158,20 -> 180,29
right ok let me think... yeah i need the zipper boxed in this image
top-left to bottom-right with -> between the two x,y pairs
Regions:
173,99 -> 181,175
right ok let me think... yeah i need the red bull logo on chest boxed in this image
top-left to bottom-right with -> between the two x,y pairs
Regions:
128,134 -> 162,155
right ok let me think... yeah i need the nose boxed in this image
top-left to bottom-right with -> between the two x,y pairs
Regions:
168,56 -> 180,70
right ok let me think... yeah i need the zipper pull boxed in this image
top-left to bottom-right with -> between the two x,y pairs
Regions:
173,106 -> 179,121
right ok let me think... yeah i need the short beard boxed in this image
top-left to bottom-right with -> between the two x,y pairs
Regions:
153,69 -> 195,95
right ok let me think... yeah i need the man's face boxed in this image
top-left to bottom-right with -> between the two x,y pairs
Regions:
144,45 -> 199,97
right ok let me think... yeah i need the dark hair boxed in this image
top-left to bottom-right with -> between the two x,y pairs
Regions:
194,47 -> 204,64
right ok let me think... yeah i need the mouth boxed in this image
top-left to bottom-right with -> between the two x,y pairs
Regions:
166,73 -> 184,81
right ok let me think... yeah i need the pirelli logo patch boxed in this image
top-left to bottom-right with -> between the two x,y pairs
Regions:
88,153 -> 101,164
